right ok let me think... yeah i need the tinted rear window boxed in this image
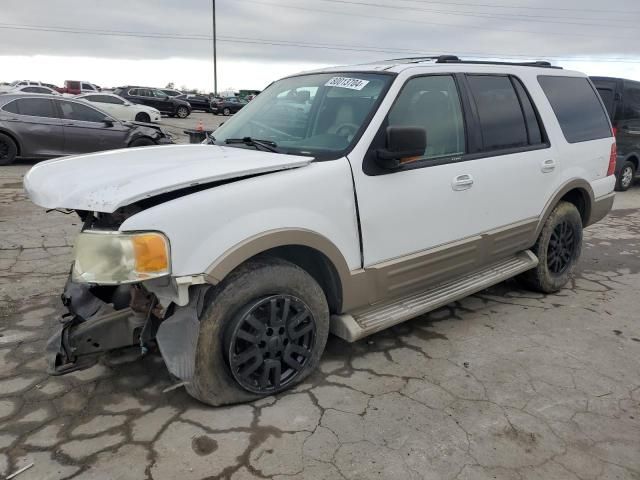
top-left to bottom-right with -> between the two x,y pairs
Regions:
538,76 -> 611,143
596,88 -> 615,119
467,75 -> 528,151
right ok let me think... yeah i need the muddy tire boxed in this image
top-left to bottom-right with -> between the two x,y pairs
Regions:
519,201 -> 583,293
186,257 -> 329,406
0,133 -> 17,166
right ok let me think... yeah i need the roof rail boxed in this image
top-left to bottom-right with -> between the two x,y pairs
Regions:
435,56 -> 561,69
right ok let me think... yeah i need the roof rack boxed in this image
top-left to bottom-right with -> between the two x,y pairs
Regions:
383,55 -> 562,69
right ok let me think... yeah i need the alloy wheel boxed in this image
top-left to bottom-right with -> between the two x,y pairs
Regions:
547,220 -> 576,275
621,166 -> 633,189
226,295 -> 316,394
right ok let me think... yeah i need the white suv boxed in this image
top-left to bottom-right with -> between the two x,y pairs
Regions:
25,56 -> 616,405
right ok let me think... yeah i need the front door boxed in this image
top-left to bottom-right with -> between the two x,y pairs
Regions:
56,99 -> 129,154
351,73 -> 553,296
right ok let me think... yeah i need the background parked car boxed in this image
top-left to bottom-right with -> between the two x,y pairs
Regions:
113,86 -> 191,118
76,93 -> 161,123
175,94 -> 212,112
0,80 -> 45,92
56,80 -> 101,95
211,96 -> 247,116
3,85 -> 60,95
592,76 -> 640,191
0,93 -> 172,165
160,88 -> 183,97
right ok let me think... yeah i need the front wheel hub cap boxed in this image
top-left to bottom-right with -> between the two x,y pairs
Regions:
227,295 -> 316,394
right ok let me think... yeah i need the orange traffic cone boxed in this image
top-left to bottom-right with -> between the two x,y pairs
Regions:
196,119 -> 204,132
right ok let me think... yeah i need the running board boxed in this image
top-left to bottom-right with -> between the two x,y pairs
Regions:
331,250 -> 538,342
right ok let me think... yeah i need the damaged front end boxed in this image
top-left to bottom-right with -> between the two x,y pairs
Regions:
48,277 -> 208,381
48,208 -> 209,381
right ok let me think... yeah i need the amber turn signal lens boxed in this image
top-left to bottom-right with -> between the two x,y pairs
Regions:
133,233 -> 169,273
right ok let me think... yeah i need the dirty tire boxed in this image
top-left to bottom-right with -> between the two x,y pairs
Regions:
0,132 -> 17,166
186,257 -> 330,406
176,106 -> 189,119
223,107 -> 231,116
134,112 -> 151,123
129,137 -> 156,148
520,201 -> 583,293
615,160 -> 635,191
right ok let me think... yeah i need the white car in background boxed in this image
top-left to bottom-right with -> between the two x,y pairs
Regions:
4,85 -> 60,95
75,93 -> 161,123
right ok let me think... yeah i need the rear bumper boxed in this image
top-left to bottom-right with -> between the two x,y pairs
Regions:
587,192 -> 615,227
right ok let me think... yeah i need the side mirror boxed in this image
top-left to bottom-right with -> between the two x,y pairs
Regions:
103,118 -> 114,127
376,126 -> 426,169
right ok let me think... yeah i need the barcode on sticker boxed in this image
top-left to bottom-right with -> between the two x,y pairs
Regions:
325,77 -> 370,90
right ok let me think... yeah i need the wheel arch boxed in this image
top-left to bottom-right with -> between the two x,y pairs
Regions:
623,154 -> 639,171
205,229 -> 352,314
535,179 -> 595,239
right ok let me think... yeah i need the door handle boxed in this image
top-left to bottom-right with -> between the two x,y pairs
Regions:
541,159 -> 556,173
452,174 -> 474,191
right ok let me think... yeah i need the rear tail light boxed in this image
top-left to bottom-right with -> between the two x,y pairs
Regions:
612,126 -> 617,137
607,142 -> 617,176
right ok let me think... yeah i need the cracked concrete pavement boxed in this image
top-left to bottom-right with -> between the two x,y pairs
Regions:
1,164 -> 639,480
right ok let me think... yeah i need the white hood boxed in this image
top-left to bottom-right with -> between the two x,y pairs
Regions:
24,144 -> 312,213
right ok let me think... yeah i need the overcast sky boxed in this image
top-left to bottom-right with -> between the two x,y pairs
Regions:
1,0 -> 640,92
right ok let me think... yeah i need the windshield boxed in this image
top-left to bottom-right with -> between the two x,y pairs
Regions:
212,72 -> 393,158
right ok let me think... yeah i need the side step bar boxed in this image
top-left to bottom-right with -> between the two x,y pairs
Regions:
330,250 -> 538,342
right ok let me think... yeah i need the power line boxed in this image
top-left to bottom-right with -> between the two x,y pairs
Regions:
1,23 -> 640,64
236,0 -> 635,40
398,0 -> 640,16
310,0 -> 640,28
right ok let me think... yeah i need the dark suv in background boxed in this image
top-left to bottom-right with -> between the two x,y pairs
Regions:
114,86 -> 192,119
592,76 -> 640,191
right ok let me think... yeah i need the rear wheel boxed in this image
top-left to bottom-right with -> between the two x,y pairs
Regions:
186,257 -> 329,406
223,107 -> 231,116
520,201 -> 583,293
134,112 -> 151,123
0,133 -> 17,166
129,137 -> 155,148
176,106 -> 189,119
615,161 -> 635,191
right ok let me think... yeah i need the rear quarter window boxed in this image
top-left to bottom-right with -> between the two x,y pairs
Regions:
538,76 -> 611,143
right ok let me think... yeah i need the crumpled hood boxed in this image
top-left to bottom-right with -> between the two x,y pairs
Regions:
24,144 -> 312,213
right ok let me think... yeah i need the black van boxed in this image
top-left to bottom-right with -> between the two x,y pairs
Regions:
591,76 -> 640,191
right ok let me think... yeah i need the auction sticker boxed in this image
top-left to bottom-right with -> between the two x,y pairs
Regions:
325,77 -> 370,90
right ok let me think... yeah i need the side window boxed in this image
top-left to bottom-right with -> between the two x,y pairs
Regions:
596,88 -> 615,120
14,98 -> 57,118
467,75 -> 528,151
81,83 -> 94,90
387,75 -> 465,160
538,76 -> 611,143
128,88 -> 139,96
83,95 -> 100,102
107,96 -> 125,105
3,100 -> 20,114
58,101 -> 108,122
623,87 -> 640,121
512,78 -> 544,145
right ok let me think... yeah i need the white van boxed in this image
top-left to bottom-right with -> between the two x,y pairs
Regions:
24,56 -> 616,405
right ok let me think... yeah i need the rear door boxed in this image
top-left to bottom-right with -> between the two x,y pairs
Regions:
56,99 -> 129,154
1,97 -> 65,157
617,81 -> 640,159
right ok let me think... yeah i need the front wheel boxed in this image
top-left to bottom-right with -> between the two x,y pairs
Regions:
520,201 -> 583,293
134,112 -> 150,123
615,161 -> 636,191
223,107 -> 231,116
176,106 -> 189,119
129,137 -> 156,148
186,257 -> 329,406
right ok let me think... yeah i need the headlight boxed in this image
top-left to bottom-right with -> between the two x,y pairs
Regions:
72,231 -> 170,284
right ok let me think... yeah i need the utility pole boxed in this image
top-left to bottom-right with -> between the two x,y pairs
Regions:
212,0 -> 217,95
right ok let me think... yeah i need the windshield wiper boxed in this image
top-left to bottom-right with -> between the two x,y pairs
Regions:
225,137 -> 279,153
